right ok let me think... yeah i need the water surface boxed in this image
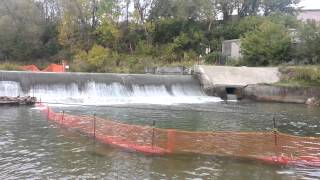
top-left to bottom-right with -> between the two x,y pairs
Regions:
1,103 -> 319,179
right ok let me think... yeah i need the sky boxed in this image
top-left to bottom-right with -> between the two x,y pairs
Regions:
299,0 -> 320,9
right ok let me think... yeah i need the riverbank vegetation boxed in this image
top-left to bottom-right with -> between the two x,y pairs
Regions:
0,63 -> 21,71
278,66 -> 320,87
0,0 -> 319,73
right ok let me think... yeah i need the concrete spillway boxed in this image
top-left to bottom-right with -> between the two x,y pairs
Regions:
0,71 -> 222,105
195,65 -> 280,87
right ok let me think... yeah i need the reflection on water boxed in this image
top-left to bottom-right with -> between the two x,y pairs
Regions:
0,103 -> 320,179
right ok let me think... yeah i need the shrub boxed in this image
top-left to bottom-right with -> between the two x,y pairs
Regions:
73,44 -> 111,72
205,52 -> 221,64
279,66 -> 320,86
0,63 -> 21,71
241,20 -> 291,66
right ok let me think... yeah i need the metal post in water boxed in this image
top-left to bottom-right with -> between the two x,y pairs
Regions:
47,106 -> 49,120
151,120 -> 156,149
61,110 -> 65,125
32,83 -> 35,98
273,117 -> 278,146
93,113 -> 96,139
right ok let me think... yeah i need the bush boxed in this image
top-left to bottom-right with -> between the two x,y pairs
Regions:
205,52 -> 221,64
279,66 -> 320,86
241,20 -> 291,66
294,21 -> 320,64
0,63 -> 21,71
72,44 -> 111,72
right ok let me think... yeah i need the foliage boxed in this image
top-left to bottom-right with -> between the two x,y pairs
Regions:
278,66 -> 320,86
241,20 -> 291,66
294,21 -> 320,64
0,63 -> 21,71
96,19 -> 121,49
73,44 -> 111,72
0,0 -> 313,73
205,52 -> 222,64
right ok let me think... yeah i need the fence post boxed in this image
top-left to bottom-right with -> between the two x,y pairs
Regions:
47,106 -> 49,120
61,110 -> 65,125
151,120 -> 155,149
93,113 -> 96,139
273,117 -> 278,146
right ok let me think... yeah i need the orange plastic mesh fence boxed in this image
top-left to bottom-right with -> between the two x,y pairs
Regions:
20,65 -> 40,72
40,104 -> 320,166
20,64 -> 65,72
42,64 -> 65,72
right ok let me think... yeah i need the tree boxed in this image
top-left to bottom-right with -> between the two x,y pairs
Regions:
198,0 -> 218,31
132,0 -> 155,43
295,21 -> 320,64
216,0 -> 237,21
261,0 -> 300,16
96,19 -> 121,49
235,0 -> 260,17
241,20 -> 291,66
149,0 -> 175,19
0,0 -> 45,61
58,0 -> 96,52
74,44 -> 112,72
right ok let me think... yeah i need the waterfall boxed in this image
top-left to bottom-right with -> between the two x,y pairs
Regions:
0,71 -> 222,105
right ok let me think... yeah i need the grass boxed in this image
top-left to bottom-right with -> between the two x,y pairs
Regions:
0,63 -> 22,71
277,66 -> 320,87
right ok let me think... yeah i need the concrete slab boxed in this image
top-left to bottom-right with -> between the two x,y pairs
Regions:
195,65 -> 280,87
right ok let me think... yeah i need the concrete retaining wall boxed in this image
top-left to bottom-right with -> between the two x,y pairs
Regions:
243,85 -> 320,104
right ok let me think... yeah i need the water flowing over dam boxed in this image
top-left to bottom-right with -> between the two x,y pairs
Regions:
0,71 -> 222,105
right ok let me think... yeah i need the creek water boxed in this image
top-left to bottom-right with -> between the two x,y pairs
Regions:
1,102 -> 319,179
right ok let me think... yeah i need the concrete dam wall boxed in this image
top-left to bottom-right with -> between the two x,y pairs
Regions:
0,71 -> 222,105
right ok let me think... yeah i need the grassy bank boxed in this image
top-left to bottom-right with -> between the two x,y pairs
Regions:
0,63 -> 21,71
277,66 -> 320,87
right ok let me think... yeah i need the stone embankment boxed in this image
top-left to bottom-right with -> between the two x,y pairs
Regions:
0,96 -> 37,105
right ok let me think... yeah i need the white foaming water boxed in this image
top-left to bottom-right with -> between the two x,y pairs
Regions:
0,81 -> 222,105
0,81 -> 24,97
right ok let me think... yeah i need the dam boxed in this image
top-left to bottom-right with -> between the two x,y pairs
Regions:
0,71 -> 222,105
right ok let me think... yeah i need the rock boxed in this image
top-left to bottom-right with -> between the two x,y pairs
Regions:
306,97 -> 320,106
0,96 -> 37,105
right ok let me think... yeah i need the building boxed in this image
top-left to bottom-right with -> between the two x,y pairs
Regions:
221,39 -> 242,61
298,9 -> 320,22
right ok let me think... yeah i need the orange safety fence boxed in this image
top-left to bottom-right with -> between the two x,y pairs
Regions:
42,63 -> 65,72
19,64 -> 65,72
20,65 -> 40,72
37,103 -> 320,167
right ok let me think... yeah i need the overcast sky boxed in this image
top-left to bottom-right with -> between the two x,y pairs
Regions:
299,0 -> 320,9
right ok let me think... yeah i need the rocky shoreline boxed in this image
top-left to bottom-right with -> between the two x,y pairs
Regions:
0,96 -> 37,105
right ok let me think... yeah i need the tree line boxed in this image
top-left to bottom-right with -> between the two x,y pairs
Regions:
0,0 -> 318,72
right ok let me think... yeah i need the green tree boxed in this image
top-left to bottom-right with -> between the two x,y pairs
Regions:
73,44 -> 112,72
261,0 -> 300,16
295,21 -> 320,64
96,19 -> 121,49
0,0 -> 45,61
241,20 -> 291,66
